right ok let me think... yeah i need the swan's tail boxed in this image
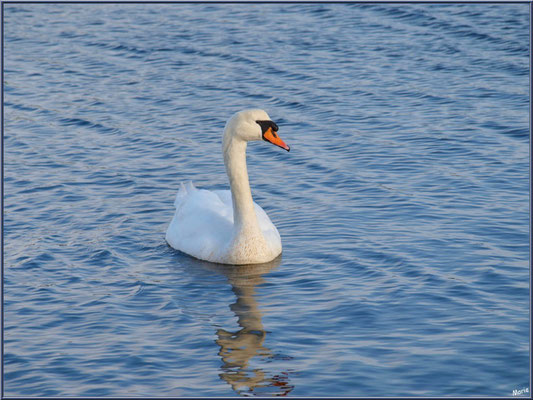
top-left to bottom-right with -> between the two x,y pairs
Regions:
174,181 -> 196,208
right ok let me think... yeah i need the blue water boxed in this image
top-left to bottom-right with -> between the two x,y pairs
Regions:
3,3 -> 530,397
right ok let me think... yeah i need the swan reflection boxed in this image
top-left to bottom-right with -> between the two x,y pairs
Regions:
200,256 -> 294,396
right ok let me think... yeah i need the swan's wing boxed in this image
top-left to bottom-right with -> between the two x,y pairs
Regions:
253,202 -> 282,245
174,181 -> 193,207
166,186 -> 233,260
214,190 -> 280,238
213,190 -> 233,220
214,189 -> 281,243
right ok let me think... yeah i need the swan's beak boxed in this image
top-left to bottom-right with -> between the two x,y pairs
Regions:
263,127 -> 290,152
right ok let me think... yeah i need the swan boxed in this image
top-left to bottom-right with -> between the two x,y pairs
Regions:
166,109 -> 290,265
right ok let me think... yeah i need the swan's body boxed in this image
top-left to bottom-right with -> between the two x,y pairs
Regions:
166,109 -> 290,265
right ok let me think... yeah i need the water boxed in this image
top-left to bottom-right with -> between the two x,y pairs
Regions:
3,3 -> 530,397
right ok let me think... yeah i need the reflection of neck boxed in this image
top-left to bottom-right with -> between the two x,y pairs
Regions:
230,283 -> 263,332
216,275 -> 269,392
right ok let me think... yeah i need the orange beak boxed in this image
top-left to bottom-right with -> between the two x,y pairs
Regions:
263,127 -> 290,152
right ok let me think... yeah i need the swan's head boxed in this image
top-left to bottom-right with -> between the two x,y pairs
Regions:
225,109 -> 290,151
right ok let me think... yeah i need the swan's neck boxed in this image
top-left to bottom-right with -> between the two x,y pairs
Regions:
223,137 -> 261,235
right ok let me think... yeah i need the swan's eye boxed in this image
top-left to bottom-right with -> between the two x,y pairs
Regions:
256,120 -> 279,135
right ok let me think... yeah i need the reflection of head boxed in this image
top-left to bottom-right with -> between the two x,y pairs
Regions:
200,256 -> 294,396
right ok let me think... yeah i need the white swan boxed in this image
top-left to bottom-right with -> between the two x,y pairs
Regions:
166,109 -> 290,265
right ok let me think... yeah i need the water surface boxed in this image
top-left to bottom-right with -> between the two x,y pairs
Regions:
4,3 -> 530,397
